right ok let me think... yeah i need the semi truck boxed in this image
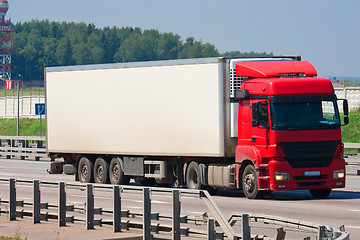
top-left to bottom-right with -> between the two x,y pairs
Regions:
45,57 -> 349,199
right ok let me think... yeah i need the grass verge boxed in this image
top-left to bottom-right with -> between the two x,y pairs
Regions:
0,118 -> 45,137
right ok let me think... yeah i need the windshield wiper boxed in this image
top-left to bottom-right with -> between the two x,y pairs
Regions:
287,127 -> 303,131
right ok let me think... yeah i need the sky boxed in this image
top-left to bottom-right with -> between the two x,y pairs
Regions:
7,0 -> 360,78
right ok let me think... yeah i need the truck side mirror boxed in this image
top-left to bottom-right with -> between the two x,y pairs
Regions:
233,89 -> 249,100
343,99 -> 349,116
343,99 -> 349,126
339,99 -> 349,126
252,101 -> 270,128
251,102 -> 260,127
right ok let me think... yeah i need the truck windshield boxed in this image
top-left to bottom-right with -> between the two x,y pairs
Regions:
270,96 -> 340,131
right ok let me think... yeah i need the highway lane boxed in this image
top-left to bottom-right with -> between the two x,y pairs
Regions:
0,156 -> 359,239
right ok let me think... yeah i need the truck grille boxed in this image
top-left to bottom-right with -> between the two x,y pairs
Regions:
278,141 -> 340,168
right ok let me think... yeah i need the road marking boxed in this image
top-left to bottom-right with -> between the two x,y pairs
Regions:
152,200 -> 170,205
347,226 -> 360,229
189,211 -> 206,215
348,209 -> 360,212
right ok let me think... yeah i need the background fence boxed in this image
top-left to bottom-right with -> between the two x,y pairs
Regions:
0,96 -> 45,118
334,87 -> 360,112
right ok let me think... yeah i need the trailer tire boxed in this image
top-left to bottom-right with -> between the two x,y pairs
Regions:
109,157 -> 130,185
242,165 -> 262,199
94,157 -> 110,184
186,161 -> 202,190
310,189 -> 332,198
78,157 -> 94,183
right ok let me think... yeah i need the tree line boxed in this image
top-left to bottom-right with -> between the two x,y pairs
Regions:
11,20 -> 273,84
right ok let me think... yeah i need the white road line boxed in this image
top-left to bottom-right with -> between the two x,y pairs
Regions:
347,226 -> 360,229
152,200 -> 170,205
189,211 -> 206,215
348,209 -> 360,212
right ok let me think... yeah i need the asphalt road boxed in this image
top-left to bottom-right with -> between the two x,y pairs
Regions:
0,156 -> 359,239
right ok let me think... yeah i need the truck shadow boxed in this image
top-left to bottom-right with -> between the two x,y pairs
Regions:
215,189 -> 360,201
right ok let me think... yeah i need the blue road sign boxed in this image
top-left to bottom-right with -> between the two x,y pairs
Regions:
35,103 -> 45,115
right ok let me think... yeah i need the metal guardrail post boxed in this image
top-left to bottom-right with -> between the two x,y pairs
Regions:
113,185 -> 121,233
58,182 -> 66,227
33,180 -> 41,224
143,188 -> 151,240
201,191 -> 236,240
86,184 -> 94,230
276,227 -> 286,240
318,226 -> 326,240
242,214 -> 251,240
207,218 -> 216,240
172,190 -> 181,240
9,178 -> 16,221
6,139 -> 11,159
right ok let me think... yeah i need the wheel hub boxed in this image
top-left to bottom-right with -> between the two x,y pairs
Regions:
244,173 -> 255,192
97,166 -> 104,181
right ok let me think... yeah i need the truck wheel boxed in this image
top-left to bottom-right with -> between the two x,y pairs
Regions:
242,165 -> 262,199
310,189 -> 332,198
78,157 -> 94,183
94,157 -> 110,184
186,162 -> 202,190
109,157 -> 130,185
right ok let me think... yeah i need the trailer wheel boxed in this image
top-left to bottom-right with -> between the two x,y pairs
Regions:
109,157 -> 130,185
186,162 -> 202,190
94,157 -> 110,184
310,189 -> 332,198
78,157 -> 94,183
242,165 -> 262,199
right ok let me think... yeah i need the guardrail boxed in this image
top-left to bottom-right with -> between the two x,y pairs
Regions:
0,136 -> 48,161
0,178 -> 349,240
344,143 -> 360,156
344,143 -> 360,175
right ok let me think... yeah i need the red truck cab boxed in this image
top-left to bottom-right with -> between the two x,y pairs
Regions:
234,60 -> 349,199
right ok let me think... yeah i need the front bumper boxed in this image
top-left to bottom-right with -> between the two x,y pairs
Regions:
268,158 -> 346,191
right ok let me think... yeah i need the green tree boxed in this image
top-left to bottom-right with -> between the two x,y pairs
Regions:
11,20 -> 272,84
55,38 -> 74,66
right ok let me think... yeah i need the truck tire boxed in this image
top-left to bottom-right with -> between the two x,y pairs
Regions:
242,165 -> 262,199
94,157 -> 110,184
109,157 -> 130,185
310,189 -> 332,198
78,157 -> 94,183
186,161 -> 202,190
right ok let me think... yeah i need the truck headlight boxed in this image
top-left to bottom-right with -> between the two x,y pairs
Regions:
274,172 -> 289,181
333,170 -> 345,179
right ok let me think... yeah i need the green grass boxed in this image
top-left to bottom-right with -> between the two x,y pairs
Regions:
342,110 -> 360,143
0,118 -> 45,136
0,88 -> 44,97
0,237 -> 22,240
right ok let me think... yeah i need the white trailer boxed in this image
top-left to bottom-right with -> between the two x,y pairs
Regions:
46,57 -> 238,186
